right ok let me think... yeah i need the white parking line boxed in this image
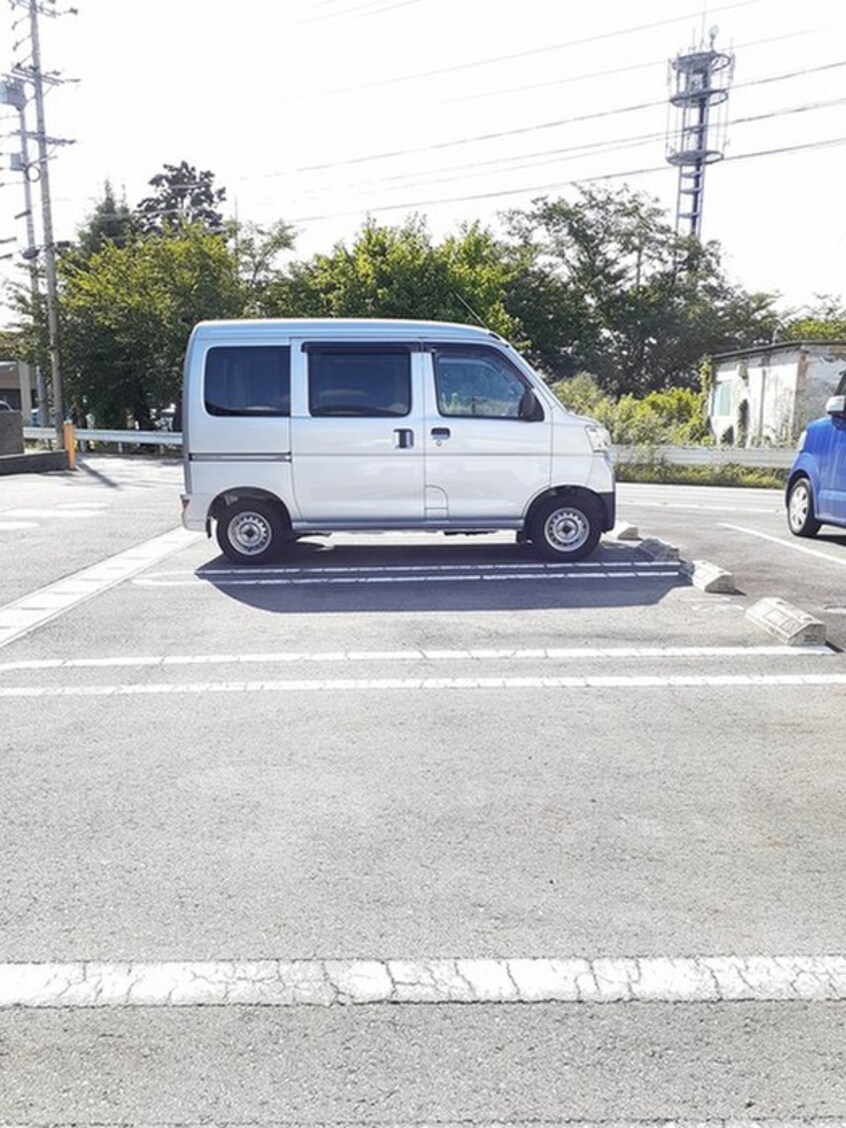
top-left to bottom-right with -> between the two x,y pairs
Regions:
0,644 -> 832,674
2,505 -> 108,519
621,500 -> 779,514
721,523 -> 846,566
0,528 -> 202,649
2,673 -> 845,698
1,954 -> 845,1007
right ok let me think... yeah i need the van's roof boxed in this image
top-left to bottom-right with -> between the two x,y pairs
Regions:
190,318 -> 505,342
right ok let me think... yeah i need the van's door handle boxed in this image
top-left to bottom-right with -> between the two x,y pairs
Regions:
393,428 -> 414,449
431,427 -> 451,441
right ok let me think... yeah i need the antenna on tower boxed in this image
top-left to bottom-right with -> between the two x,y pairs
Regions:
666,25 -> 734,240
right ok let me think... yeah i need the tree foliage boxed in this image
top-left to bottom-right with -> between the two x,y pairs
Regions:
237,219 -> 297,315
134,161 -> 227,236
75,181 -> 136,257
503,187 -> 780,395
59,224 -> 246,427
781,295 -> 846,341
263,216 -> 524,339
11,161 -> 827,429
552,372 -> 710,445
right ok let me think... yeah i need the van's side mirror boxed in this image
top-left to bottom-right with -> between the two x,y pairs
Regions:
825,394 -> 846,416
519,388 -> 543,421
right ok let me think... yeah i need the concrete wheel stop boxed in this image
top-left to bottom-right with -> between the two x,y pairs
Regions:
746,597 -> 827,646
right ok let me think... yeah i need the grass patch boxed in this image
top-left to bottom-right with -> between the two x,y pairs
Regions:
615,460 -> 788,489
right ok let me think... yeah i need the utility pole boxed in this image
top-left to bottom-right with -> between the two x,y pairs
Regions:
666,26 -> 734,240
0,75 -> 47,421
6,0 -> 76,446
27,0 -> 63,443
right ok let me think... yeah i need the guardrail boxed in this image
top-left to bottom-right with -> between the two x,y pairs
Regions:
23,428 -> 795,468
24,426 -> 182,450
611,444 -> 795,469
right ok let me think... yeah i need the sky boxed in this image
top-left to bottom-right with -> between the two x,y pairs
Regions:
2,0 -> 845,321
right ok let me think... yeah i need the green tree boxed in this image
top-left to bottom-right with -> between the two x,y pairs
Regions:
781,295 -> 846,341
551,372 -> 709,445
75,181 -> 136,257
504,187 -> 780,394
0,327 -> 26,361
264,216 -> 524,339
58,224 -> 246,427
236,219 -> 297,315
134,161 -> 227,236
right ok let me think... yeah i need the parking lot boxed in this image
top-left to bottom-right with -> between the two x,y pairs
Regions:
1,457 -> 846,1122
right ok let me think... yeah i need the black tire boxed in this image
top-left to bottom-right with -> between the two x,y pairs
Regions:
215,498 -> 288,564
787,476 -> 821,538
529,494 -> 603,562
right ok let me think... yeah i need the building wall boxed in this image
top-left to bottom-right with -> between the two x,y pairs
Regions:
710,345 -> 846,446
0,410 -> 24,455
0,361 -> 39,416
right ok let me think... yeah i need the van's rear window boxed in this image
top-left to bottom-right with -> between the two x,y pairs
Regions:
204,346 -> 291,417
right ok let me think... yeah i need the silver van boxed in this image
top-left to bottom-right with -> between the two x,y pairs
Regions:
180,318 -> 615,564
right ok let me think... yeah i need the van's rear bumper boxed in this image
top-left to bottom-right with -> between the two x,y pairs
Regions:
181,493 -> 210,533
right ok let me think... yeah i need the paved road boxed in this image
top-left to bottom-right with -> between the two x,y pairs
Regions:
1,457 -> 845,1124
618,480 -> 846,649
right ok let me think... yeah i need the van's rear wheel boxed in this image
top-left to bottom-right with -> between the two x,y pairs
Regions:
216,499 -> 288,564
529,494 -> 602,561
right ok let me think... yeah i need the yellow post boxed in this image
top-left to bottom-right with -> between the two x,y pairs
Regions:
62,421 -> 76,470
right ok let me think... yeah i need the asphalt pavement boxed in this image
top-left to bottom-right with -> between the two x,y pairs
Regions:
1,456 -> 845,1124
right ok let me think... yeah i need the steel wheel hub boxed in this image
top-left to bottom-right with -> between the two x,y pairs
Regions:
544,507 -> 589,552
231,511 -> 271,555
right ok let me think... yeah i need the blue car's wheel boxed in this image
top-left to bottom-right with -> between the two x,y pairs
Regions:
787,477 -> 821,537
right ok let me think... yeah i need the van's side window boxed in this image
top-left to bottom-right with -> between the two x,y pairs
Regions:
308,348 -> 411,417
204,346 -> 291,416
433,346 -> 539,420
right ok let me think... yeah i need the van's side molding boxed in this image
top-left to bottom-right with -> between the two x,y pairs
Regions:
189,452 -> 292,463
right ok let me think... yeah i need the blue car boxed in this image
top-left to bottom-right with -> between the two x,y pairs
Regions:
786,373 -> 846,537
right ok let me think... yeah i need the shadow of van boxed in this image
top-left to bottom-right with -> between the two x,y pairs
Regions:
193,536 -> 690,615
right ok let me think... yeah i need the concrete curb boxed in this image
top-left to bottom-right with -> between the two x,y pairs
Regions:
746,597 -> 827,646
0,449 -> 69,475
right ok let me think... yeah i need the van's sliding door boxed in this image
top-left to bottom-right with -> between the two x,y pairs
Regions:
291,342 -> 425,523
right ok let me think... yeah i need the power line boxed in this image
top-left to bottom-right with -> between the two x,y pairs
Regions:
283,134 -> 846,225
299,0 -> 421,23
289,57 -> 846,175
413,28 -> 827,112
305,0 -> 762,97
296,98 -> 666,173
282,94 -> 846,205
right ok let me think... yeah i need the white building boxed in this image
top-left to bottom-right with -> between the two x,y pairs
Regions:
709,342 -> 846,447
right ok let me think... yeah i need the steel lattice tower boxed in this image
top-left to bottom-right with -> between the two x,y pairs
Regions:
666,27 -> 734,239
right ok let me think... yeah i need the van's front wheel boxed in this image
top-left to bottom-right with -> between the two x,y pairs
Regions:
529,494 -> 602,562
216,499 -> 288,564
